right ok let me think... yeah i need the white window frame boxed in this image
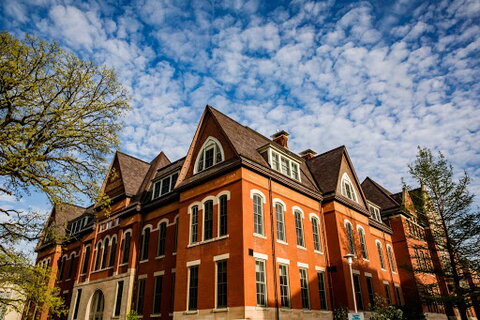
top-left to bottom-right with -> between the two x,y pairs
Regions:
341,173 -> 358,202
152,170 -> 180,200
368,202 -> 382,222
273,199 -> 287,243
255,259 -> 268,307
278,263 -> 291,308
310,213 -> 322,253
357,225 -> 369,260
293,207 -> 305,248
193,136 -> 225,174
376,240 -> 386,270
251,190 -> 266,237
344,220 -> 356,255
267,148 -> 301,182
387,244 -> 397,273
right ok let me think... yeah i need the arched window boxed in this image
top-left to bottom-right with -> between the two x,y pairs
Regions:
58,256 -> 67,280
101,238 -> 109,269
173,216 -> 178,253
157,222 -> 167,256
376,241 -> 385,269
94,242 -> 102,270
294,210 -> 305,247
194,137 -> 224,173
67,253 -> 76,279
109,237 -> 117,267
190,205 -> 199,244
345,221 -> 355,255
275,202 -> 286,242
358,226 -> 368,259
387,245 -> 397,272
341,173 -> 358,202
219,195 -> 228,236
121,231 -> 131,264
311,217 -> 322,252
140,227 -> 151,261
89,290 -> 104,320
204,200 -> 214,240
253,194 -> 264,235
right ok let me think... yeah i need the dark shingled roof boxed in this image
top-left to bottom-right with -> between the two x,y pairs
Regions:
135,152 -> 171,202
306,146 -> 345,194
207,106 -> 319,191
361,177 -> 400,210
116,151 -> 151,196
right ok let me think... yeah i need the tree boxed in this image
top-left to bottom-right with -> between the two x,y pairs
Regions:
409,147 -> 480,320
0,32 -> 129,314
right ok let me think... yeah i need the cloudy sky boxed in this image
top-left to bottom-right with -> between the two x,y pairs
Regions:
1,0 -> 479,213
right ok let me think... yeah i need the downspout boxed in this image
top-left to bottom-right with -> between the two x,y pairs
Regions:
268,177 -> 280,320
320,201 -> 336,310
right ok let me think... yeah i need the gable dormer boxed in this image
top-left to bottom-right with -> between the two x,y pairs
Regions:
259,144 -> 302,182
335,150 -> 369,210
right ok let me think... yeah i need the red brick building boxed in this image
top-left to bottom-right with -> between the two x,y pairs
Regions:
25,106 -> 472,320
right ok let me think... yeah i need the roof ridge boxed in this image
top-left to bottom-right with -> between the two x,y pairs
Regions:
116,150 -> 150,164
364,177 -> 399,205
312,145 -> 346,159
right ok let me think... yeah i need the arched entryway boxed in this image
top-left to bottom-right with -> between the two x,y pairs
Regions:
89,290 -> 104,320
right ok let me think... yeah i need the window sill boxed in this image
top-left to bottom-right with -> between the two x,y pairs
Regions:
276,240 -> 288,245
183,310 -> 198,315
173,252 -> 177,255
187,235 -> 229,248
151,314 -> 161,318
297,245 -> 307,251
314,250 -> 323,254
212,308 -> 228,313
253,233 -> 267,239
155,255 -> 165,260
139,259 -> 149,264
119,263 -> 128,267
381,268 -> 387,272
255,306 -> 269,311
280,308 -> 292,312
362,258 -> 370,262
302,309 -> 313,313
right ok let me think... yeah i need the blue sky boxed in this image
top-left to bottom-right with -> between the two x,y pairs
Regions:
1,0 -> 480,217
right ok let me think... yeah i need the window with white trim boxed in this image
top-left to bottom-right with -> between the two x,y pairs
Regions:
345,221 -> 355,255
358,226 -> 368,259
204,200 -> 214,240
317,271 -> 328,310
253,194 -> 264,236
195,137 -> 224,173
312,217 -> 322,252
188,266 -> 199,311
121,231 -> 131,264
353,273 -> 364,310
368,203 -> 382,222
387,245 -> 397,272
190,206 -> 199,244
294,210 -> 305,247
216,260 -> 227,309
152,171 -> 179,199
157,222 -> 167,256
109,237 -> 117,267
140,227 -> 150,261
299,268 -> 310,309
377,241 -> 386,269
101,238 -> 109,269
341,173 -> 358,202
219,195 -> 228,237
279,264 -> 290,308
255,259 -> 267,307
276,203 -> 286,242
268,148 -> 301,181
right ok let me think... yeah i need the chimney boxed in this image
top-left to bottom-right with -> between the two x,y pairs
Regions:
271,130 -> 289,148
299,149 -> 317,160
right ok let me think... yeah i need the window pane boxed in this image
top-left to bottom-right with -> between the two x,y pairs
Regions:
219,195 -> 228,236
255,260 -> 267,306
276,204 -> 285,241
188,266 -> 199,310
253,195 -> 264,235
366,276 -> 375,309
137,279 -> 146,314
292,163 -> 299,180
191,206 -> 198,243
279,265 -> 290,308
281,157 -> 290,175
359,229 -> 368,259
272,152 -> 280,171
384,283 -> 391,304
73,289 -> 82,319
317,271 -> 328,310
353,274 -> 364,310
161,176 -> 171,195
141,229 -> 150,261
299,269 -> 310,309
295,211 -> 304,247
171,172 -> 179,189
217,260 -> 228,308
205,147 -> 214,168
101,238 -> 109,269
109,238 -> 117,267
153,181 -> 161,199
153,276 -> 163,314
82,246 -> 91,274
204,200 -> 213,240
346,223 -> 355,255
388,246 -> 397,272
114,281 -> 123,317
312,218 -> 321,251
122,232 -> 131,264
158,223 -> 167,256
377,242 -> 385,269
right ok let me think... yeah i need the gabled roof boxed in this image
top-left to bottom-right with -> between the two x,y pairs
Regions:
306,146 -> 345,194
116,151 -> 151,196
178,106 -> 319,192
135,151 -> 171,202
361,177 -> 400,211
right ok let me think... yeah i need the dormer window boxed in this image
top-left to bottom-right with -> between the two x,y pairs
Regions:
341,173 -> 358,202
152,171 -> 179,199
194,137 -> 224,173
268,148 -> 301,182
368,203 -> 382,222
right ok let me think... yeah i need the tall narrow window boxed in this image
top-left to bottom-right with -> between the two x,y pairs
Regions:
170,274 -> 175,313
140,228 -> 150,261
137,278 -> 146,314
312,217 -> 321,251
195,138 -> 223,173
188,266 -> 199,311
73,289 -> 82,319
101,238 -> 109,269
377,241 -> 385,269
345,221 -> 355,255
122,232 -> 131,264
387,245 -> 397,272
358,227 -> 368,259
276,203 -> 286,242
353,274 -> 364,310
114,281 -> 124,317
394,285 -> 403,306
191,206 -> 199,243
94,242 -> 102,270
109,237 -> 117,267
153,275 -> 163,314
366,276 -> 375,309
341,173 -> 358,202
173,218 -> 178,253
82,246 -> 91,274
317,271 -> 328,310
219,195 -> 228,236
384,283 -> 391,304
204,200 -> 213,240
158,222 -> 167,256
281,157 -> 290,176
291,163 -> 299,180
279,264 -> 290,308
253,195 -> 264,235
295,210 -> 305,247
216,260 -> 227,309
255,259 -> 267,306
299,268 -> 310,309
67,255 -> 75,279
272,152 -> 280,171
